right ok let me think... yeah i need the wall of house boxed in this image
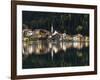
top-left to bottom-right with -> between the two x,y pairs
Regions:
0,0 -> 99,80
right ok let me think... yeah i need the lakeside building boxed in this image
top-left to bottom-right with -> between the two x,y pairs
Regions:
22,28 -> 89,42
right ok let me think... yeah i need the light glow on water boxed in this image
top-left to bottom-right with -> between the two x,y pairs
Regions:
22,40 -> 89,69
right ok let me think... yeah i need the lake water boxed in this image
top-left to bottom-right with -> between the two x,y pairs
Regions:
22,40 -> 89,69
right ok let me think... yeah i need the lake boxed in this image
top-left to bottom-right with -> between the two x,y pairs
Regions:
22,40 -> 89,69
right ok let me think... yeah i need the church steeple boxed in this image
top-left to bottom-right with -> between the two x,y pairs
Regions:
51,24 -> 53,33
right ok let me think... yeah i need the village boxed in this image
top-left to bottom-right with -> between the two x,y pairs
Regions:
22,26 -> 89,42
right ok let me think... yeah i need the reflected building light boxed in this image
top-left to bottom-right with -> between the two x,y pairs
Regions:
85,42 -> 89,47
60,42 -> 73,51
52,46 -> 58,53
80,43 -> 83,49
62,45 -> 67,51
36,48 -> 40,54
66,42 -> 72,49
61,42 -> 67,51
33,42 -> 50,55
60,42 -> 63,49
23,42 -> 27,47
39,43 -> 42,49
22,49 -> 25,54
35,44 -> 43,54
37,41 -> 43,51
73,42 -> 83,49
77,52 -> 83,57
73,42 -> 78,48
27,45 -> 33,54
22,48 -> 29,56
51,50 -> 54,60
49,42 -> 52,48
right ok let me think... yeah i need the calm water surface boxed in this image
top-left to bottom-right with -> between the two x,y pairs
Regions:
22,40 -> 89,69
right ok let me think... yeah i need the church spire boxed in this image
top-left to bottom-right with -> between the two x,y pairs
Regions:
51,24 -> 53,33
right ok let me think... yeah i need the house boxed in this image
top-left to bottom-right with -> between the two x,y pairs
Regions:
51,30 -> 61,41
23,29 -> 33,37
73,34 -> 84,42
32,29 -> 51,39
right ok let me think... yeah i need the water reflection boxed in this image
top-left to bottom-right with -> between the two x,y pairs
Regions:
22,40 -> 89,69
23,40 -> 89,55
